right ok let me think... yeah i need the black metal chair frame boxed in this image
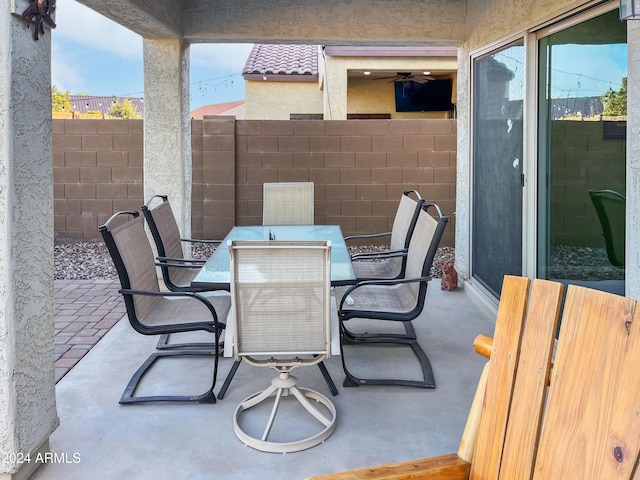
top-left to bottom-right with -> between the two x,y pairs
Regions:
345,189 -> 424,280
100,211 -> 226,404
338,202 -> 448,389
142,194 -> 226,350
589,189 -> 625,268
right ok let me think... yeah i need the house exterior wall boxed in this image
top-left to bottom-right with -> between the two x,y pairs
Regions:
347,76 -> 452,119
53,118 -> 457,248
245,81 -> 323,120
323,55 -> 458,120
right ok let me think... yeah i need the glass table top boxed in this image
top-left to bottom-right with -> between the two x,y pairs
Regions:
192,225 -> 355,288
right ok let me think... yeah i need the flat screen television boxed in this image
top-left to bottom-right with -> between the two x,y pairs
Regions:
394,79 -> 453,112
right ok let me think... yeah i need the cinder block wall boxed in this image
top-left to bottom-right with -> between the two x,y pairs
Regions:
53,119 -> 144,240
550,120 -> 625,247
54,117 -> 457,246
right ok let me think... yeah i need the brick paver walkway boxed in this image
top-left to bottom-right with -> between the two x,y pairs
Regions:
54,279 -> 126,382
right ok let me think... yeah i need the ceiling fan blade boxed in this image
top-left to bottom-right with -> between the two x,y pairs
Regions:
412,76 -> 434,84
373,76 -> 399,80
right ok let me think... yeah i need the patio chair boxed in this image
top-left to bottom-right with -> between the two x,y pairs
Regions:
589,189 -> 625,268
263,181 -> 314,225
143,194 -> 226,350
99,211 -> 230,404
228,240 -> 337,453
337,202 -> 448,388
142,194 -> 222,293
345,189 -> 424,280
308,275 -> 640,480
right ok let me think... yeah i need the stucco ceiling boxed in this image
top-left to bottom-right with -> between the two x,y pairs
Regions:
75,0 -> 467,45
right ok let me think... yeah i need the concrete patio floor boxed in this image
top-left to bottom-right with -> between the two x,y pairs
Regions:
32,285 -> 494,480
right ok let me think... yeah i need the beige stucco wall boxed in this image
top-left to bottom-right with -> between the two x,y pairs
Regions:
245,81 -> 323,120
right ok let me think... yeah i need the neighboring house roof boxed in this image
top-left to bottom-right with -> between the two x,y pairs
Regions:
68,95 -> 144,115
243,44 -> 318,82
190,100 -> 246,119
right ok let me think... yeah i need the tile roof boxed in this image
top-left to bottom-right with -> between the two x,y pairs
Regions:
243,44 -> 318,78
68,95 -> 144,116
190,100 -> 246,119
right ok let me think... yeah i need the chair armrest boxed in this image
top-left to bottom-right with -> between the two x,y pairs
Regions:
156,255 -> 206,265
350,249 -> 406,261
306,453 -> 470,480
344,231 -> 391,242
119,289 -> 226,326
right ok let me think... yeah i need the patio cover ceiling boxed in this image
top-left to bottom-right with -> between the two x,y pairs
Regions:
74,0 -> 467,44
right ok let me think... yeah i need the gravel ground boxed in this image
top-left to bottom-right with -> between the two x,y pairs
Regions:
54,238 -> 455,281
54,238 -> 621,283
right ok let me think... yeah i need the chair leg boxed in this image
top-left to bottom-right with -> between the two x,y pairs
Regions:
120,349 -> 219,404
218,360 -> 338,399
233,372 -> 337,453
340,336 -> 436,389
317,360 -> 339,396
341,319 -> 417,344
217,360 -> 241,399
156,332 -> 220,350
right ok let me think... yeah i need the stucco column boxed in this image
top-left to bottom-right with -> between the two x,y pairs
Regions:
0,3 -> 59,479
143,38 -> 192,241
323,58 -> 347,120
626,20 -> 640,300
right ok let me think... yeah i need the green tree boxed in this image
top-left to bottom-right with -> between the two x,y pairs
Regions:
51,85 -> 71,112
602,77 -> 627,116
108,99 -> 141,119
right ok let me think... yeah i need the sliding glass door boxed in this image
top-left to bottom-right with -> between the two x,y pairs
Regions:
537,8 -> 627,294
472,41 -> 525,297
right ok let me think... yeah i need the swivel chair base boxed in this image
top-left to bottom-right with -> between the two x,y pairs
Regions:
233,372 -> 337,453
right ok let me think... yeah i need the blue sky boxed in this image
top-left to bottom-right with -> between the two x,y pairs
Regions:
51,0 -> 253,110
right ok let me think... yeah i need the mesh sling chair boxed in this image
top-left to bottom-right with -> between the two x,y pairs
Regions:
228,240 -> 337,453
142,194 -> 221,293
345,189 -> 424,280
262,182 -> 315,225
589,189 -> 625,268
99,211 -> 230,404
337,202 -> 448,388
142,195 -> 225,350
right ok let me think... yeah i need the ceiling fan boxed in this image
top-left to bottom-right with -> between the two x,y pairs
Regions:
373,71 -> 434,84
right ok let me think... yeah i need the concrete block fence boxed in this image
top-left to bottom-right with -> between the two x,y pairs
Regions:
54,117 -> 458,246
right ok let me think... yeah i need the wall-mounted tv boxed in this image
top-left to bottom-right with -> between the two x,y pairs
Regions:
394,79 -> 453,112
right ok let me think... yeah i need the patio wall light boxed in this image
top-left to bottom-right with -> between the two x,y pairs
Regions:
620,0 -> 640,20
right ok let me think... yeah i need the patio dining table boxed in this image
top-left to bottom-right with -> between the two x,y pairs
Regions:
192,224 -> 355,289
191,224 -> 356,356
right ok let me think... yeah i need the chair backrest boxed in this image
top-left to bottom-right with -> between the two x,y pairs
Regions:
263,182 -> 314,225
470,276 -> 640,480
141,195 -> 184,260
99,211 -> 160,321
228,240 -> 331,360
403,202 -> 448,302
389,189 -> 424,252
589,189 -> 625,267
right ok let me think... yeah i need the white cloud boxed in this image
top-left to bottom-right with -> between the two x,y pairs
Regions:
55,0 -> 142,60
190,43 -> 253,72
51,42 -> 86,92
